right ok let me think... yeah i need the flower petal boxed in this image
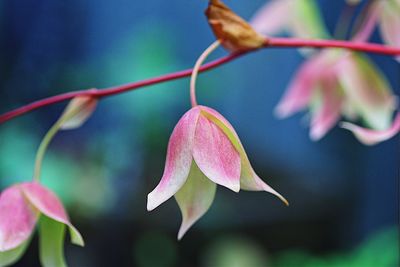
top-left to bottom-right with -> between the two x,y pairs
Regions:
379,0 -> 400,48
310,76 -> 343,141
147,107 -> 201,211
200,106 -> 288,205
0,185 -> 37,251
20,182 -> 84,247
250,0 -> 291,36
275,51 -> 337,118
341,112 -> 400,145
250,0 -> 329,39
289,0 -> 330,39
0,239 -> 30,266
193,113 -> 241,192
337,54 -> 396,130
174,162 -> 216,240
59,96 -> 97,130
39,216 -> 67,267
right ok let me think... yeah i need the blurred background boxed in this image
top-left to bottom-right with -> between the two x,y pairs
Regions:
0,0 -> 399,266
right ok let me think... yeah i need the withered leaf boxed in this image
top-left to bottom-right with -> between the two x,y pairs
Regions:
205,0 -> 266,52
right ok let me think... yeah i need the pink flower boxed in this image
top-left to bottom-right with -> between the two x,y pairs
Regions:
341,113 -> 400,145
250,0 -> 329,39
0,182 -> 83,266
147,106 -> 288,239
374,0 -> 400,49
275,50 -> 396,141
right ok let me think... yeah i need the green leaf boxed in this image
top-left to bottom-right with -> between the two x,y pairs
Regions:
39,216 -> 67,267
0,240 -> 30,267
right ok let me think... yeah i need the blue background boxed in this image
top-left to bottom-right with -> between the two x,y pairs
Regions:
0,0 -> 399,266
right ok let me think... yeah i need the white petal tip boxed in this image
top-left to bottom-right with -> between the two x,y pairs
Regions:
309,129 -> 325,141
339,121 -> 354,130
229,183 -> 240,193
274,107 -> 291,119
146,193 -> 159,211
177,223 -> 191,241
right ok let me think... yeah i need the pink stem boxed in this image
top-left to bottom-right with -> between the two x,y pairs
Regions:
1,37 -> 399,124
267,38 -> 399,55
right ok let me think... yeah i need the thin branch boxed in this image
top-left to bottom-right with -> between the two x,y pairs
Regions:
1,37 -> 399,124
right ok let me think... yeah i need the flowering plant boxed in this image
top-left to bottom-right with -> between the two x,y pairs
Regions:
0,0 -> 399,265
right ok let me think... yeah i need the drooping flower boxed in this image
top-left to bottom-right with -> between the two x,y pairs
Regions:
275,50 -> 397,141
341,113 -> 400,145
0,182 -> 84,266
147,105 -> 288,239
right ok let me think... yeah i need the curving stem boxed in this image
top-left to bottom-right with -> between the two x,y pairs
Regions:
190,40 -> 221,107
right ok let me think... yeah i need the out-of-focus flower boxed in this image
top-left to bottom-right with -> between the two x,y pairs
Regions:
275,50 -> 397,141
351,0 -> 399,59
341,113 -> 400,145
250,0 -> 329,39
374,0 -> 400,48
147,106 -> 287,239
0,182 -> 83,266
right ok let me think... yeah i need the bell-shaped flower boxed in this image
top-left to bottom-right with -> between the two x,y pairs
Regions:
250,0 -> 329,39
0,182 -> 83,267
341,112 -> 400,145
147,106 -> 287,239
275,50 -> 396,141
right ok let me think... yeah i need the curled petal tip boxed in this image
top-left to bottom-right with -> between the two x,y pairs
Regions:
259,181 -> 288,206
340,116 -> 400,145
279,195 -> 289,207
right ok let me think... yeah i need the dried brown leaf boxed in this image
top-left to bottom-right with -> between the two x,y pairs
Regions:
205,0 -> 266,52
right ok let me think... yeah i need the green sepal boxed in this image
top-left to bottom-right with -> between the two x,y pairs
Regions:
0,239 -> 30,267
39,216 -> 67,267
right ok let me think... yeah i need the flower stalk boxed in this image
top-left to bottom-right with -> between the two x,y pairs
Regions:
190,40 -> 221,107
0,37 -> 399,125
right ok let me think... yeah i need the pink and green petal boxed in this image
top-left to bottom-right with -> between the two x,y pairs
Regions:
290,0 -> 330,39
59,96 -> 98,130
0,239 -> 30,266
337,54 -> 396,130
39,216 -> 67,267
250,0 -> 291,36
147,107 -> 201,211
341,113 -> 400,145
193,114 -> 241,192
174,162 -> 217,240
379,0 -> 400,48
20,182 -> 84,247
310,78 -> 343,141
200,107 -> 288,205
0,185 -> 37,251
250,0 -> 329,39
275,51 -> 337,118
